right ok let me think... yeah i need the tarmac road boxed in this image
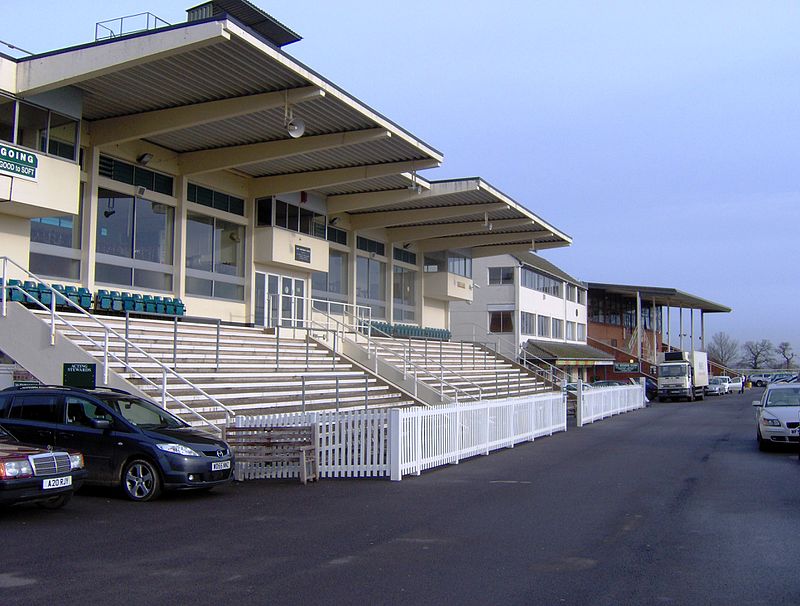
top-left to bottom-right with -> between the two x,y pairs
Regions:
2,388 -> 798,605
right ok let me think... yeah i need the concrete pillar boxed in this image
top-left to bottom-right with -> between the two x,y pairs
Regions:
690,308 -> 694,351
679,307 -> 683,351
700,311 -> 705,352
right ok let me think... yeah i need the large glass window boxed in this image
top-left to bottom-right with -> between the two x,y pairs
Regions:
312,250 -> 348,304
185,212 -> 245,301
521,267 -> 562,297
521,311 -> 536,336
356,256 -> 386,319
16,103 -> 49,152
0,97 -> 14,143
537,315 -> 551,338
393,266 -> 416,323
552,318 -> 563,340
448,253 -> 472,278
489,311 -> 513,333
577,323 -> 586,341
95,188 -> 174,290
566,321 -> 576,341
489,267 -> 514,285
188,183 -> 244,217
99,156 -> 173,196
0,95 -> 79,161
357,236 -> 385,257
29,192 -> 83,281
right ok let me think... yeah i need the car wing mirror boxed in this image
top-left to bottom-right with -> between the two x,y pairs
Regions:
751,401 -> 762,407
91,419 -> 112,430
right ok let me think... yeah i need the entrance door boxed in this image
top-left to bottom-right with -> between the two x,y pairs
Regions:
255,272 -> 305,327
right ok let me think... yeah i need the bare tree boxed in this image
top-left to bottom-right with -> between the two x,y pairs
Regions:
741,340 -> 775,369
776,342 -> 795,369
706,332 -> 739,367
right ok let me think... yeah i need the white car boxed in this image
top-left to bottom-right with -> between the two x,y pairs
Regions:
727,376 -> 744,393
716,376 -> 731,394
753,385 -> 800,450
706,377 -> 725,396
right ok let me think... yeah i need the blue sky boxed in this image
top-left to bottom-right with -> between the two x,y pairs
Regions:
3,1 -> 799,350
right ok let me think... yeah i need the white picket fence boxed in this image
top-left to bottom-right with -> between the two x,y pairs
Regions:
577,383 -> 645,427
235,391 -> 566,481
392,392 -> 566,480
234,409 -> 391,480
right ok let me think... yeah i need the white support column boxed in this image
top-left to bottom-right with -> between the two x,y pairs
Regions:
679,308 -> 683,351
636,290 -> 642,363
389,408 -> 402,481
173,175 -> 188,300
666,302 -> 671,351
690,309 -> 694,351
700,311 -> 705,352
80,146 -> 101,291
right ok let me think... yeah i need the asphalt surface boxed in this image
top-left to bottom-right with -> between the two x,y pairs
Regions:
3,388 -> 799,605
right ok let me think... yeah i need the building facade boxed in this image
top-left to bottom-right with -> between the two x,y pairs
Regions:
0,1 -> 571,332
450,252 -> 612,381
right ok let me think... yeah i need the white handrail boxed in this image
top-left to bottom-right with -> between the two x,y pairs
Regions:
0,257 -> 234,433
307,312 -> 481,404
456,320 -> 570,385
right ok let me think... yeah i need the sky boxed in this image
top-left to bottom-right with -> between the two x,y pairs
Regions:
3,1 -> 799,350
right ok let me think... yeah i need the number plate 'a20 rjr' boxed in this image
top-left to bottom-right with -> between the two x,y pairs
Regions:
43,476 -> 72,490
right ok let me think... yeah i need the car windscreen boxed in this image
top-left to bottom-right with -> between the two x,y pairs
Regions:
765,388 -> 800,407
100,396 -> 188,429
659,365 -> 688,378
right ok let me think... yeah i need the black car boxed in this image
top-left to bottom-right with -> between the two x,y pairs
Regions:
0,424 -> 87,509
0,386 -> 233,502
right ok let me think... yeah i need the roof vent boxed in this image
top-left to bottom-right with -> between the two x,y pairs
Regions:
186,0 -> 302,47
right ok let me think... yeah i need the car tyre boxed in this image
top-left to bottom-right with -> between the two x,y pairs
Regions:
37,493 -> 72,509
757,430 -> 769,452
122,459 -> 162,502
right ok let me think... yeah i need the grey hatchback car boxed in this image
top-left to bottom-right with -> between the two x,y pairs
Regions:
0,386 -> 233,501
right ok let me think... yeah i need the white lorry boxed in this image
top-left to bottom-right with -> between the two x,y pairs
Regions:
657,351 -> 709,402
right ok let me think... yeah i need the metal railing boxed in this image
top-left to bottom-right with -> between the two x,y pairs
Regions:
456,322 -> 571,388
95,12 -> 170,41
0,258 -> 234,434
306,312 -> 479,405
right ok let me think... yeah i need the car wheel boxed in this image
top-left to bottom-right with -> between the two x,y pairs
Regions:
37,493 -> 72,509
757,429 -> 770,451
122,459 -> 162,502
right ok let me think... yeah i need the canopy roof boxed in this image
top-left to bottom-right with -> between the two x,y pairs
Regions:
587,283 -> 731,313
525,340 -> 614,366
329,177 -> 571,254
15,11 -> 442,197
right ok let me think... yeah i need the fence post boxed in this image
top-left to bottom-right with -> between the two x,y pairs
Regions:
453,406 -> 460,464
389,408 -> 402,481
640,377 -> 647,407
215,319 -> 221,371
49,290 -> 56,346
124,311 -> 129,366
576,379 -> 584,427
1,257 -> 6,317
173,315 -> 178,368
301,376 -> 306,414
484,400 -> 490,455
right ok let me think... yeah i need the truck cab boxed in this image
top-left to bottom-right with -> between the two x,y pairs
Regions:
657,351 -> 708,402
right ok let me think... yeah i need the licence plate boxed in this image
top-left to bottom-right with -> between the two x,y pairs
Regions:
211,461 -> 231,471
43,476 -> 72,490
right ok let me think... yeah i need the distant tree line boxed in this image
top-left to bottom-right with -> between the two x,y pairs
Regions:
705,332 -> 795,369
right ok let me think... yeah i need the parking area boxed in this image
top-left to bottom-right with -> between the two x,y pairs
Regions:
3,388 -> 799,605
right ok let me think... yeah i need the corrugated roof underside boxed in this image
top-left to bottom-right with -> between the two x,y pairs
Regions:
231,138 -> 426,177
79,39 -> 307,120
317,175 -> 413,196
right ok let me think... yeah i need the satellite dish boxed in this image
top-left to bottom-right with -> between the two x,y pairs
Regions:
287,118 -> 305,138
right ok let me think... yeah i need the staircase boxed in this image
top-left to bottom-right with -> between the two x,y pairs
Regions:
31,310 -> 416,425
367,336 -> 550,400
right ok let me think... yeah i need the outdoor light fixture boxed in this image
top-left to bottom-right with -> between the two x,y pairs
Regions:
136,152 -> 154,166
103,199 -> 116,218
329,216 -> 340,226
284,94 -> 305,138
407,170 -> 421,193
